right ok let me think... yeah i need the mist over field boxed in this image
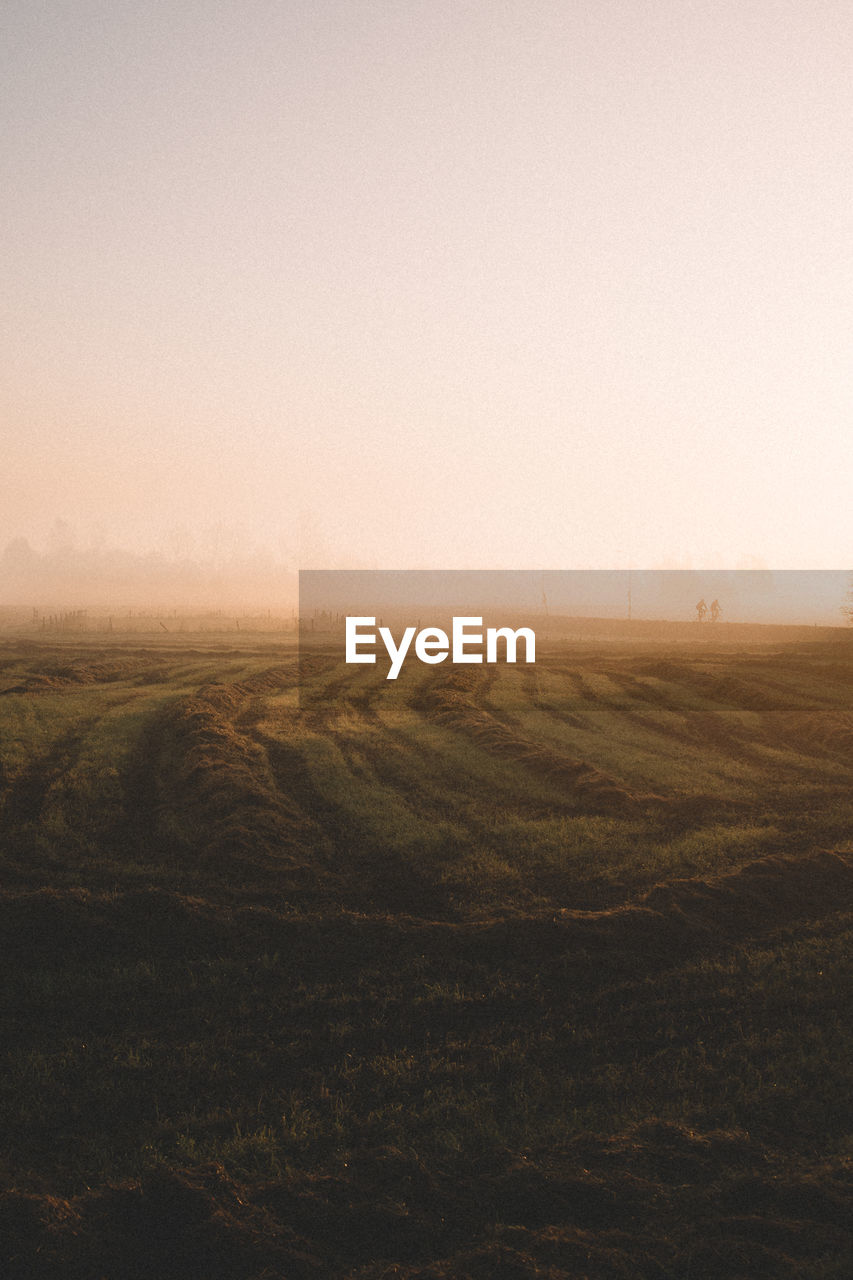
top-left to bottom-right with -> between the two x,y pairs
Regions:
300,569 -> 853,629
3,540 -> 849,628
0,526 -> 298,612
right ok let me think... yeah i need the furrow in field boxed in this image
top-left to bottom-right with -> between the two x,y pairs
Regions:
461,664 -> 735,802
124,670 -> 319,872
1,719 -> 102,829
758,710 -> 853,764
518,666 -> 589,728
4,848 -> 851,974
409,670 -> 663,814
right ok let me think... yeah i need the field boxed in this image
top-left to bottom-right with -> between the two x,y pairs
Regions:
2,627 -> 853,1277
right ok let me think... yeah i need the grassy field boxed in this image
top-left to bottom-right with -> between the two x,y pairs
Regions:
2,628 -> 853,1277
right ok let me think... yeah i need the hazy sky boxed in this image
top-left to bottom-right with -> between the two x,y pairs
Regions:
3,0 -> 852,572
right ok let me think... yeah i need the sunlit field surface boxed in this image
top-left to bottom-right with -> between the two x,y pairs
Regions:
2,630 -> 853,1277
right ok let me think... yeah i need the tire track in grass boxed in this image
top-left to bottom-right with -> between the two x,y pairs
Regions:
730,653 -> 853,709
520,662 -> 738,769
491,664 -> 716,802
327,712 -> 512,851
520,665 -> 589,729
2,689 -> 147,835
606,668 -> 688,708
257,687 -> 451,873
298,673 -> 621,913
257,726 -> 459,916
595,659 -> 853,781
2,719 -> 102,830
644,662 -> 801,712
297,661 -> 382,723
122,668 -> 326,880
251,730 -> 345,853
304,665 -> 511,818
618,703 -> 771,767
595,659 -> 853,773
759,711 -> 853,765
409,669 -> 663,815
257,673 -> 562,914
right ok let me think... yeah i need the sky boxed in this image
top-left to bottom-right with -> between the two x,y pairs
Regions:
3,0 -> 853,584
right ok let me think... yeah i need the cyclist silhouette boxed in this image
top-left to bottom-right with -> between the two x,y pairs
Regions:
696,598 -> 707,622
710,599 -> 722,622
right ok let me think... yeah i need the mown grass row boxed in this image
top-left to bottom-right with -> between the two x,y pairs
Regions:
3,638 -> 853,908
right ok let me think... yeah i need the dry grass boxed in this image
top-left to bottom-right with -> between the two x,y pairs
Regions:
2,634 -> 853,1276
